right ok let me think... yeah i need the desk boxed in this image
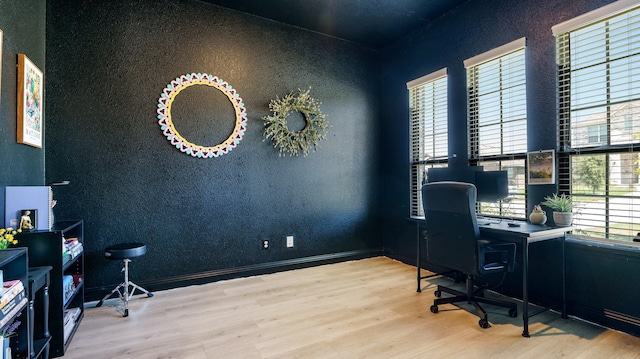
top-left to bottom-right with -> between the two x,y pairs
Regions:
417,220 -> 573,337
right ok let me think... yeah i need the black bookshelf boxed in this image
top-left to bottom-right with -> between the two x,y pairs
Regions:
0,248 -> 29,358
17,221 -> 84,358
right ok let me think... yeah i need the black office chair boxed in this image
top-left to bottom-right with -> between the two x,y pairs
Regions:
422,181 -> 518,329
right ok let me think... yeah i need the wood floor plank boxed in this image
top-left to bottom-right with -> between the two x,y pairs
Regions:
63,257 -> 640,359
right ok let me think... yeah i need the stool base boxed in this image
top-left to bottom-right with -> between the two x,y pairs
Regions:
95,258 -> 153,317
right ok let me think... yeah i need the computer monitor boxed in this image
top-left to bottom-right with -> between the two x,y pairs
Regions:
474,170 -> 509,202
427,166 -> 483,184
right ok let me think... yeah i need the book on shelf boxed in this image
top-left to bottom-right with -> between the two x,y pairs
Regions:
63,318 -> 75,343
69,243 -> 83,258
63,308 -> 81,343
0,290 -> 26,321
71,274 -> 83,287
63,239 -> 83,261
0,295 -> 27,329
0,280 -> 24,310
63,276 -> 75,304
64,307 -> 81,325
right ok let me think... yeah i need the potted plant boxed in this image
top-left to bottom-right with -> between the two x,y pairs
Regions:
541,193 -> 573,227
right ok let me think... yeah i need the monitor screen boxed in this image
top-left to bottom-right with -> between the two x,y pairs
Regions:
474,170 -> 509,202
427,166 -> 483,184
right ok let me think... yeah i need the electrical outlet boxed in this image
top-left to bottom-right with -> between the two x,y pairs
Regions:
262,239 -> 269,250
286,235 -> 294,248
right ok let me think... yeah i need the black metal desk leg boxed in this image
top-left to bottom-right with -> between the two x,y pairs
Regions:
561,234 -> 567,319
417,223 -> 422,293
522,242 -> 530,338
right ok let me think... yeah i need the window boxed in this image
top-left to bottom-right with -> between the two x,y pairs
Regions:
465,38 -> 527,218
408,68 -> 448,218
554,0 -> 640,243
588,125 -> 607,144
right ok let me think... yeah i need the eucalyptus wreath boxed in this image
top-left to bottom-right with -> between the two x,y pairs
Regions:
262,88 -> 329,156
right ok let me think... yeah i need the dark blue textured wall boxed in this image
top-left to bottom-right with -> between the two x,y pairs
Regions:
380,0 -> 640,336
0,0 -> 46,218
45,0 -> 381,293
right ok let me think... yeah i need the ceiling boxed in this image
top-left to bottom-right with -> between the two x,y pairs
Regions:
199,0 -> 468,49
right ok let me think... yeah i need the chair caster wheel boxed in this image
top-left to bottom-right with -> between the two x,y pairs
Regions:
509,308 -> 518,318
96,300 -> 104,308
434,290 -> 442,298
148,292 -> 154,298
123,309 -> 129,317
430,305 -> 439,313
479,318 -> 491,328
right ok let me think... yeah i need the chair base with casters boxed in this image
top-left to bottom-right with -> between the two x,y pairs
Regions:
95,243 -> 154,317
430,274 -> 518,329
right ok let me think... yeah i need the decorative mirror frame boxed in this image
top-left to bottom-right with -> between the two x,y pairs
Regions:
157,73 -> 247,158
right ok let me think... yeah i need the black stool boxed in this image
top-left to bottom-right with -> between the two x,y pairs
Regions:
96,243 -> 153,317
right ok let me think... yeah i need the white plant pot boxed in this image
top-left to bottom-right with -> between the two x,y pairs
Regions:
553,212 -> 573,227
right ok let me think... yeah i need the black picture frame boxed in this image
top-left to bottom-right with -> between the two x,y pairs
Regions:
20,209 -> 36,231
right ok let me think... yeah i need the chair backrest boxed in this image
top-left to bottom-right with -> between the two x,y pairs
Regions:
421,181 -> 480,276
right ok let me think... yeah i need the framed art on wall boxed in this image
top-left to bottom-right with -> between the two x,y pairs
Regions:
528,149 -> 555,185
17,54 -> 43,148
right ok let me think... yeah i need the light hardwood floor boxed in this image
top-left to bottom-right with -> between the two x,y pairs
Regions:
63,257 -> 640,358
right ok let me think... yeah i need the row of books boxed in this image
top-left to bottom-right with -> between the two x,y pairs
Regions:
62,274 -> 83,307
63,307 -> 81,343
0,280 -> 27,330
63,237 -> 83,265
63,276 -> 75,305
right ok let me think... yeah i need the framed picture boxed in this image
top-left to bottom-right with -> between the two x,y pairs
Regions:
19,209 -> 36,231
17,54 -> 43,148
528,150 -> 555,185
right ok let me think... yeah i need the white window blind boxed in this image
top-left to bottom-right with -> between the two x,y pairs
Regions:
466,40 -> 527,219
555,1 -> 640,242
467,39 -> 527,159
408,69 -> 448,218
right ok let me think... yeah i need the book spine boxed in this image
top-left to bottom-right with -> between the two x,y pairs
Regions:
0,282 -> 25,310
0,295 -> 27,329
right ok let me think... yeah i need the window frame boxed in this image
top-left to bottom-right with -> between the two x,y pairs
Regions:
407,68 -> 448,218
554,0 -> 640,244
465,38 -> 528,219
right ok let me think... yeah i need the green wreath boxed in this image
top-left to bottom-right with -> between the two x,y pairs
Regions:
262,88 -> 329,156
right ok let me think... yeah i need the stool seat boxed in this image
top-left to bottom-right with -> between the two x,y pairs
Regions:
104,243 -> 147,260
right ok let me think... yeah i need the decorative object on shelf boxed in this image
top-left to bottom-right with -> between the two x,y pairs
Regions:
541,193 -> 573,227
19,210 -> 35,231
528,150 -> 555,185
17,54 -> 44,148
262,88 -> 329,156
1,317 -> 21,339
156,73 -> 247,158
2,336 -> 9,359
1,317 -> 19,359
528,205 -> 547,225
0,228 -> 19,250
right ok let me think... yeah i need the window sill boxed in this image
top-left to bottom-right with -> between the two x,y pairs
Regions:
566,234 -> 640,253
